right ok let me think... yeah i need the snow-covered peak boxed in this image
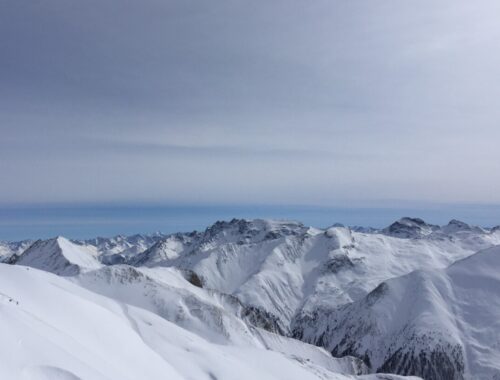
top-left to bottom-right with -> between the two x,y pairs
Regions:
129,234 -> 194,267
303,245 -> 500,379
14,236 -> 102,276
202,218 -> 306,244
382,217 -> 438,238
446,218 -> 470,229
324,226 -> 355,250
0,239 -> 33,263
440,219 -> 486,235
128,219 -> 308,268
77,232 -> 165,257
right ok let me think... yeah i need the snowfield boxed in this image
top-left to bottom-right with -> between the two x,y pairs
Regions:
2,217 -> 500,379
0,264 -> 414,380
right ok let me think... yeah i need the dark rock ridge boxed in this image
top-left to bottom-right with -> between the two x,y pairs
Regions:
382,217 -> 439,238
241,305 -> 286,335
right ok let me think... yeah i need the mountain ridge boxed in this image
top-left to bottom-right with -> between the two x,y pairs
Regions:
4,217 -> 500,379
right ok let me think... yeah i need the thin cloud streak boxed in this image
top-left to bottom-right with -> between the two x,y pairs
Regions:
1,0 -> 500,206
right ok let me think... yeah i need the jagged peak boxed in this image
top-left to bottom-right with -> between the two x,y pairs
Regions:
382,217 -> 438,238
205,218 -> 303,232
201,218 -> 305,243
395,217 -> 429,226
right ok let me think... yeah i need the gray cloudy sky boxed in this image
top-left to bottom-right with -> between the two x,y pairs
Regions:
1,0 -> 500,206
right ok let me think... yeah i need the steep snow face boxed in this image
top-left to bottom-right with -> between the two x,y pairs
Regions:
129,218 -> 500,332
14,237 -> 102,275
299,246 -> 500,380
445,246 -> 500,379
0,264 -> 417,380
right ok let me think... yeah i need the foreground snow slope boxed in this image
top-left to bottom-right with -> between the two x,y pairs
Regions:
0,264 -> 418,380
300,245 -> 500,380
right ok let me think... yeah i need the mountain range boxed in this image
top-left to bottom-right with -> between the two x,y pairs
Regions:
2,217 -> 500,380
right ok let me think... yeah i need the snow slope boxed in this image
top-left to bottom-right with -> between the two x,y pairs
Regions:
14,237 -> 102,275
300,245 -> 500,380
0,263 -> 418,380
74,264 -> 370,372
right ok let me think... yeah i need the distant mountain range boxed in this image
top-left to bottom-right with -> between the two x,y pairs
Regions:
2,217 -> 500,380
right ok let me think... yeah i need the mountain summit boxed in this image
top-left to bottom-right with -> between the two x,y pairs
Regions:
14,236 -> 102,275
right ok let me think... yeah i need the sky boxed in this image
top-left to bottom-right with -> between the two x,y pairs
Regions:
1,1 -> 500,238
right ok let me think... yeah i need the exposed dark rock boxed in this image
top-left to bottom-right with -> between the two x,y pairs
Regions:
383,217 -> 438,239
324,254 -> 355,273
377,343 -> 465,380
183,270 -> 203,288
241,305 -> 285,335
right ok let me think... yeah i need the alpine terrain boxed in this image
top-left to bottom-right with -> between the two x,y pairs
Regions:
2,217 -> 499,380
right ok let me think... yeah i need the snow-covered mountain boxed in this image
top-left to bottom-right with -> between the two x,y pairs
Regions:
76,232 -> 166,264
0,239 -> 33,263
381,217 -> 440,238
12,236 -> 102,275
297,245 -> 500,380
4,217 -> 500,379
126,218 -> 500,332
2,263 -> 413,380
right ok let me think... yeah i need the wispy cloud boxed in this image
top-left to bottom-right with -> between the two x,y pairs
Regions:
1,0 -> 500,205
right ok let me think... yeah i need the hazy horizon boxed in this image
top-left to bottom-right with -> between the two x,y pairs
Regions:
1,201 -> 499,241
2,1 -> 500,239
